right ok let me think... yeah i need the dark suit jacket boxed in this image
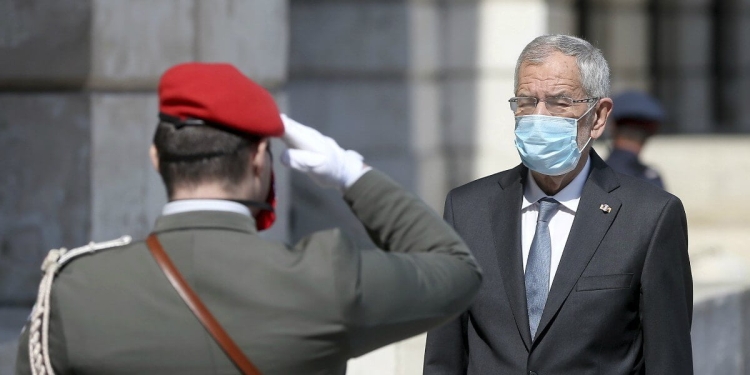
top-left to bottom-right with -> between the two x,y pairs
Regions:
16,170 -> 482,375
423,151 -> 693,375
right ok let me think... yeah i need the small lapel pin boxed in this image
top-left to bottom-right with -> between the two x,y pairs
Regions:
599,204 -> 612,213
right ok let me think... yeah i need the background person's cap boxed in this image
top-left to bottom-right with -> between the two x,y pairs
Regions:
610,90 -> 666,123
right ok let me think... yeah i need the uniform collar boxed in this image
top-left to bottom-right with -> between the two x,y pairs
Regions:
522,157 -> 591,213
162,199 -> 251,217
608,147 -> 639,162
154,210 -> 257,234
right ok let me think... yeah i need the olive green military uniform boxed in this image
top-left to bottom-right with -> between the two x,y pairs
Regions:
16,170 -> 482,374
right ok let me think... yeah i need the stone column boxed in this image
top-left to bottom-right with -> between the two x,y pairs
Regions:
449,0 -> 549,186
0,2 -> 93,373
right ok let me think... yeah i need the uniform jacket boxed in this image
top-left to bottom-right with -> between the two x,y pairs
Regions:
423,151 -> 693,375
605,148 -> 665,189
16,170 -> 482,375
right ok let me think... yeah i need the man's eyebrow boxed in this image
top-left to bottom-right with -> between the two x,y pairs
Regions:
545,91 -> 572,98
515,89 -> 574,98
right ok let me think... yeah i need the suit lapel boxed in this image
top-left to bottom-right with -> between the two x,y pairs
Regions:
490,165 -> 533,350
533,151 -> 622,344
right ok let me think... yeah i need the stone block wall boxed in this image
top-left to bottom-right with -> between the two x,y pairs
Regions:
0,0 -> 92,89
0,94 -> 91,305
0,1 -> 288,373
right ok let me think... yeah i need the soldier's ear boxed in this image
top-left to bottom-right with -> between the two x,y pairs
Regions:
250,138 -> 270,176
149,145 -> 160,172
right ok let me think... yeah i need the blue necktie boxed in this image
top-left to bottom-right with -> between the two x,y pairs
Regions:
525,197 -> 559,340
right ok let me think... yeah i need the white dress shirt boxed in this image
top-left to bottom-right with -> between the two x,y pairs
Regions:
521,158 -> 591,290
162,199 -> 251,217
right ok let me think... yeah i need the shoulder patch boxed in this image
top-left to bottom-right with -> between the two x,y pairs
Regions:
49,235 -> 133,271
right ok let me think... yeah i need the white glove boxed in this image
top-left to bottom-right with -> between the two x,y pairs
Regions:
280,114 -> 371,191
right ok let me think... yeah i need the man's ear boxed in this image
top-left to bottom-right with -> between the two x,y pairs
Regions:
590,97 -> 613,139
251,138 -> 270,176
149,145 -> 160,172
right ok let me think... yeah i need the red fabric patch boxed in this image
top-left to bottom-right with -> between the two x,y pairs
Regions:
255,172 -> 276,231
159,63 -> 283,137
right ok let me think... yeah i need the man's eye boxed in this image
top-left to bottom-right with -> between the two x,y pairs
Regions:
548,99 -> 571,107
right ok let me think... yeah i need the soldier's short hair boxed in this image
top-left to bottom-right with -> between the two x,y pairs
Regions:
152,122 -> 260,197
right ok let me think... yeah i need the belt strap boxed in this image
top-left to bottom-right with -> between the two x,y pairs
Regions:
146,234 -> 262,375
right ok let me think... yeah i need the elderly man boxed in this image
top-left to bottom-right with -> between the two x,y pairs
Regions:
16,63 -> 482,375
423,35 -> 693,374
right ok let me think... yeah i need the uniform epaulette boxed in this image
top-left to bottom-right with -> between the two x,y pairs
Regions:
52,235 -> 133,271
28,235 -> 133,375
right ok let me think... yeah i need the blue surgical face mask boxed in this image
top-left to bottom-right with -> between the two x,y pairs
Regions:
514,105 -> 595,176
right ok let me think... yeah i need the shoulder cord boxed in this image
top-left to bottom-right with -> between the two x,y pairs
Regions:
28,246 -> 62,375
28,236 -> 132,375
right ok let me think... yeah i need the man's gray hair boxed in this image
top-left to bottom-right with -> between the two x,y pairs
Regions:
514,34 -> 610,98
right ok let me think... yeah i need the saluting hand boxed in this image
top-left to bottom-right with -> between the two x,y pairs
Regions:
280,114 -> 370,192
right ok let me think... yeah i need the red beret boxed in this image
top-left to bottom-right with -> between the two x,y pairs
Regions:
158,63 -> 283,137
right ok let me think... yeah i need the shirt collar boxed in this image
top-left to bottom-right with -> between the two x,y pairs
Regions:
522,157 -> 591,213
162,199 -> 251,217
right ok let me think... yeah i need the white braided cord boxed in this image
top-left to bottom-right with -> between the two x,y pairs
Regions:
29,247 -> 64,375
28,236 -> 132,375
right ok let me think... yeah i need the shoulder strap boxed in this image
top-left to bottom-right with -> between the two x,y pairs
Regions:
145,234 -> 262,375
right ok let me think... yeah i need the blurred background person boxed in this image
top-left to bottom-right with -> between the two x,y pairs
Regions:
606,90 -> 666,189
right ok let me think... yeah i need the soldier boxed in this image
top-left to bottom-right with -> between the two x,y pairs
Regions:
16,63 -> 482,375
606,90 -> 667,189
